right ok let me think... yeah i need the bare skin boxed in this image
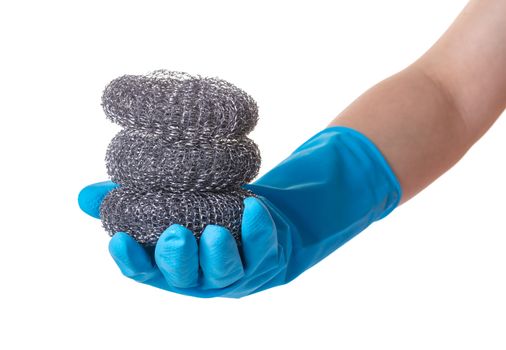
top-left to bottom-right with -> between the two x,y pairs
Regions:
330,0 -> 506,203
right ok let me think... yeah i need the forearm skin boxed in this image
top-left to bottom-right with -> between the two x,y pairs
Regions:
330,0 -> 506,203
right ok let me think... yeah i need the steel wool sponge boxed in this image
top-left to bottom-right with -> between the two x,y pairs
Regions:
102,70 -> 258,139
101,188 -> 252,246
106,129 -> 260,192
100,70 -> 261,246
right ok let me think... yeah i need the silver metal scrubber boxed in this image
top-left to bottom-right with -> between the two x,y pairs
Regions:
99,70 -> 261,246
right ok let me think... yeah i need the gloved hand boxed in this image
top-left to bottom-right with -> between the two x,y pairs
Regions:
78,126 -> 401,298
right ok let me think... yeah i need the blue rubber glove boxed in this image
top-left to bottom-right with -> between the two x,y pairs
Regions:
78,126 -> 401,298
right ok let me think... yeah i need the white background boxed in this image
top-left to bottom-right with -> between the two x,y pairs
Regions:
1,0 -> 505,348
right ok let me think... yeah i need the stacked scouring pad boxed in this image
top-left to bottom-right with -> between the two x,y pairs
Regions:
99,70 -> 261,246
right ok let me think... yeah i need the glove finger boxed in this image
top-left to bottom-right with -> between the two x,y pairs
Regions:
240,197 -> 279,274
199,225 -> 244,289
154,224 -> 199,288
78,181 -> 119,219
109,232 -> 159,283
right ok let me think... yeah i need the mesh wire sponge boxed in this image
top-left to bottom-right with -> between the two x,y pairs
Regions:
99,70 -> 261,246
101,187 -> 253,246
106,128 -> 261,192
102,70 -> 259,139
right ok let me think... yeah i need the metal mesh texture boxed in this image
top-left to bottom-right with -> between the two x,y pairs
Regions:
101,70 -> 259,139
100,187 -> 253,246
99,70 -> 261,246
106,128 -> 260,192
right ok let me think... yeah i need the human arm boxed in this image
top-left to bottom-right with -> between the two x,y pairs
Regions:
331,0 -> 506,202
79,0 -> 506,298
